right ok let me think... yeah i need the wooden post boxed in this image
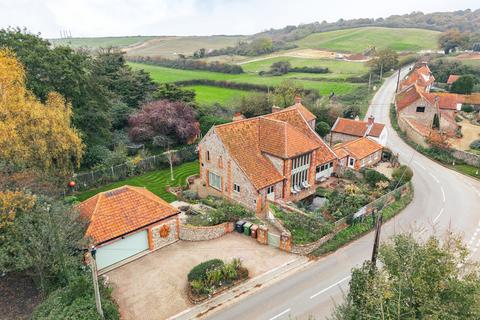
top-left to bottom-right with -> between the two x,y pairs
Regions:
371,212 -> 383,270
90,248 -> 104,319
396,66 -> 402,93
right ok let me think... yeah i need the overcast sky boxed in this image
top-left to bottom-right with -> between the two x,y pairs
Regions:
0,0 -> 478,39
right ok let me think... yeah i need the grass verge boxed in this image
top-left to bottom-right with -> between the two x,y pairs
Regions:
312,183 -> 413,256
75,161 -> 199,202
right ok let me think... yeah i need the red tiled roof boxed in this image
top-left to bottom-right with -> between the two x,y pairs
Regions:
331,117 -> 385,138
423,92 -> 459,110
282,103 -> 316,122
333,137 -> 383,160
76,186 -> 179,244
213,104 -> 337,190
396,84 -> 422,110
258,117 -> 320,158
215,118 -> 285,190
460,94 -> 480,105
447,75 -> 460,85
400,64 -> 435,91
265,108 -> 337,164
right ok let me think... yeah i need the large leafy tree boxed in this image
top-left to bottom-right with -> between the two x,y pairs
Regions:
0,28 -> 112,149
367,48 -> 399,74
439,29 -> 470,54
92,48 -> 156,108
451,75 -> 475,94
331,233 -> 480,320
0,195 -> 88,292
128,100 -> 200,145
0,49 -> 84,174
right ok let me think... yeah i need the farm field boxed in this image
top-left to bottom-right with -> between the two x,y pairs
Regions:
50,36 -> 157,48
75,161 -> 199,203
184,85 -> 254,105
295,27 -> 439,53
129,62 -> 362,95
52,35 -> 246,58
241,56 -> 368,78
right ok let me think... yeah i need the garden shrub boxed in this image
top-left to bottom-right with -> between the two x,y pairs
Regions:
325,190 -> 370,220
32,275 -> 119,320
392,165 -> 413,185
188,258 -> 247,297
271,205 -> 333,244
461,104 -> 474,113
188,259 -> 224,282
470,139 -> 480,150
182,190 -> 198,201
361,168 -> 389,187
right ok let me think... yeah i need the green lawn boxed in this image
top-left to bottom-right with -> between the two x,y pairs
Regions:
184,85 -> 255,105
241,56 -> 368,78
295,27 -> 439,53
129,62 -> 360,95
75,161 -> 199,203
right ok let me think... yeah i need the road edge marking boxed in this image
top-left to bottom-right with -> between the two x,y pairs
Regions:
309,276 -> 351,299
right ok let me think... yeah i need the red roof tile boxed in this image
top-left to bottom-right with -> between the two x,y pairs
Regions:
331,117 -> 385,138
333,137 -> 382,160
396,84 -> 422,111
76,186 -> 179,244
447,75 -> 460,85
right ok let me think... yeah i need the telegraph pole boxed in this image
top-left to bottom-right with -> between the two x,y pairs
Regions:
371,211 -> 383,269
368,73 -> 372,91
90,246 -> 104,319
379,63 -> 384,80
396,66 -> 402,93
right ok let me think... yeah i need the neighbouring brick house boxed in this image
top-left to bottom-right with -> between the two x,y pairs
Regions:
77,185 -> 180,271
334,137 -> 383,170
198,98 -> 337,213
399,63 -> 435,92
329,116 -> 387,146
395,83 -> 461,136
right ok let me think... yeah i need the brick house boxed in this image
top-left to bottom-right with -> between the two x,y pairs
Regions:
399,63 -> 435,92
334,137 -> 383,170
329,116 -> 387,146
395,83 -> 460,136
198,98 -> 337,213
77,185 -> 180,271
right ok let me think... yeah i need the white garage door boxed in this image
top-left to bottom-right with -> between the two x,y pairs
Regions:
96,230 -> 149,270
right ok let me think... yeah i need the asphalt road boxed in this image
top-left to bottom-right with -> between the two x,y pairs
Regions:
205,70 -> 480,320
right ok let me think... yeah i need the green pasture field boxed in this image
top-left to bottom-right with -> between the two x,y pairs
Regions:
295,27 -> 439,53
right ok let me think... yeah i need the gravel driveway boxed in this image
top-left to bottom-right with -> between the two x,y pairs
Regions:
107,233 -> 297,320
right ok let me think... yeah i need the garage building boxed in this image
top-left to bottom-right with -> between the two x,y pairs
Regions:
77,185 -> 180,272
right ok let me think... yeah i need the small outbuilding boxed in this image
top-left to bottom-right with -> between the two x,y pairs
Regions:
77,185 -> 180,271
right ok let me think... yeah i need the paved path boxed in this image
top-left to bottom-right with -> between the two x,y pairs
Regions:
175,69 -> 480,320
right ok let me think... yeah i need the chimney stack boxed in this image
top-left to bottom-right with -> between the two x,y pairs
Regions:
272,105 -> 281,113
232,112 -> 245,121
294,96 -> 302,104
368,115 -> 375,125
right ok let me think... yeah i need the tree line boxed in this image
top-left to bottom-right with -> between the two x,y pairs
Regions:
127,55 -> 244,74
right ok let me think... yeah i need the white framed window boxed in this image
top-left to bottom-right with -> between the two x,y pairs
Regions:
361,158 -> 366,167
349,158 -> 355,167
208,171 -> 221,190
233,183 -> 241,193
291,153 -> 311,189
267,186 -> 274,194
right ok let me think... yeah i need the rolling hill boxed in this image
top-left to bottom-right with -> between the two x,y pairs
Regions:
295,27 -> 440,53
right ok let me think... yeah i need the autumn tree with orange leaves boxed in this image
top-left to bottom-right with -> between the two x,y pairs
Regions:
0,49 -> 84,174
